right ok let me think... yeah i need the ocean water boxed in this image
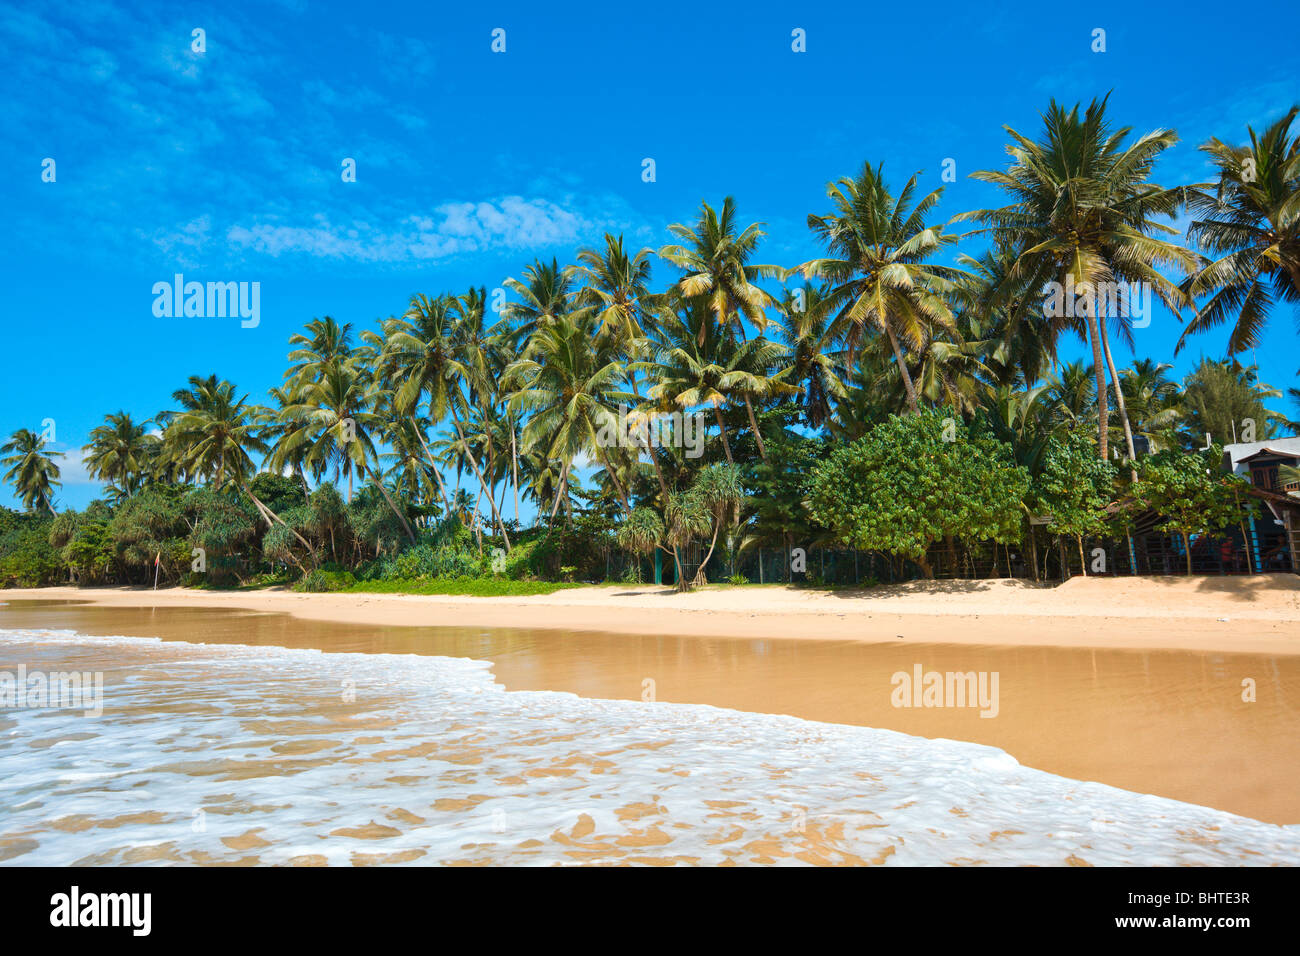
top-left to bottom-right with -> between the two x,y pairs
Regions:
1,625 -> 1298,866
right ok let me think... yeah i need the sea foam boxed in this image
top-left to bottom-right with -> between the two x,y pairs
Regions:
0,626 -> 1296,866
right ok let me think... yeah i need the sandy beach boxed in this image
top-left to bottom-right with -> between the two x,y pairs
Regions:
5,574 -> 1299,654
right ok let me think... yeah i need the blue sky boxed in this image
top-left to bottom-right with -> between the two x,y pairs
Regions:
1,0 -> 1298,511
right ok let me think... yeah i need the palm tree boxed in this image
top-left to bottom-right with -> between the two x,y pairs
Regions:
162,376 -> 266,491
1,428 -> 61,514
718,333 -> 798,463
381,415 -> 443,515
659,197 -> 781,442
381,293 -> 511,548
502,258 -> 576,350
960,96 -> 1198,459
642,300 -> 736,463
162,376 -> 316,558
775,283 -> 847,429
504,311 -> 636,517
273,356 -> 416,543
262,384 -> 314,497
690,464 -> 745,585
659,198 -> 779,339
800,162 -> 965,414
1178,106 -> 1300,356
575,233 -> 656,342
285,316 -> 355,390
1044,360 -> 1099,433
957,240 -> 1056,389
1117,359 -> 1182,452
83,411 -> 158,498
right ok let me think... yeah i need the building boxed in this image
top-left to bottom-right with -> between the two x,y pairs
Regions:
1222,438 -> 1300,573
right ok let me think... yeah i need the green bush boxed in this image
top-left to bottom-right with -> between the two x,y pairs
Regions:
0,512 -> 64,587
293,568 -> 357,592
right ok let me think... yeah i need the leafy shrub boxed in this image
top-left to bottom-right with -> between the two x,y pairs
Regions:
293,568 -> 357,592
0,512 -> 63,587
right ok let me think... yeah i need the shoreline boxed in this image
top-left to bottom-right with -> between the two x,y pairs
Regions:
4,575 -> 1299,654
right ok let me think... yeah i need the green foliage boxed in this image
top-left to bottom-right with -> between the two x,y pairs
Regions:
347,484 -> 412,553
1030,432 -> 1118,541
61,519 -> 116,584
0,509 -> 63,587
746,433 -> 827,543
617,507 -> 664,554
343,577 -> 584,597
248,472 -> 305,514
808,410 -> 1029,571
108,484 -> 188,575
1135,447 -> 1257,545
369,542 -> 483,580
1178,359 -> 1281,449
293,568 -> 357,592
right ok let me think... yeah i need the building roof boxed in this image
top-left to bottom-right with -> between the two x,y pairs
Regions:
1222,436 -> 1300,474
1236,447 -> 1300,464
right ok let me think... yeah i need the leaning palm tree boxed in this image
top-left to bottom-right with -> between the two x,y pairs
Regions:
959,96 -> 1198,459
1178,106 -> 1300,356
83,411 -> 158,498
1,428 -> 61,514
162,376 -> 315,559
799,162 -> 965,414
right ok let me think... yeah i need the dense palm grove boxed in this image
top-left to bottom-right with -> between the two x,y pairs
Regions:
4,98 -> 1299,592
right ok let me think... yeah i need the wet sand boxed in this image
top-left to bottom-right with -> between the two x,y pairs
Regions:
4,599 -> 1298,824
6,575 -> 1299,655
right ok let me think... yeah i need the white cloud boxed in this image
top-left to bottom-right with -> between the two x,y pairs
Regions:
224,195 -> 621,263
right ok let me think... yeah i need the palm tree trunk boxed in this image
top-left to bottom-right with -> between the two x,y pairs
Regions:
885,325 -> 921,414
362,465 -> 417,545
549,458 -> 572,522
694,516 -> 723,585
240,480 -> 318,567
596,445 -> 630,512
449,406 -> 511,550
510,422 -> 520,526
411,425 -> 455,517
713,406 -> 734,464
1081,298 -> 1110,460
1097,315 -> 1138,474
742,394 -> 769,463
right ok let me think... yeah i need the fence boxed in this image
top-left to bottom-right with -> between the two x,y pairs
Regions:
592,521 -> 1297,586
